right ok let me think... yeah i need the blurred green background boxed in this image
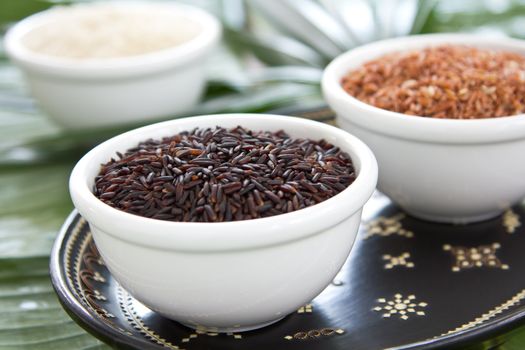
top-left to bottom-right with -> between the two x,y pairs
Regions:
1,0 -> 525,348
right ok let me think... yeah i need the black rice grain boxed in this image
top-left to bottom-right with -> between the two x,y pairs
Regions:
94,126 -> 356,222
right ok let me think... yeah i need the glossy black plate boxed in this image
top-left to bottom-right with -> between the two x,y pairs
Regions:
51,107 -> 525,349
51,185 -> 525,350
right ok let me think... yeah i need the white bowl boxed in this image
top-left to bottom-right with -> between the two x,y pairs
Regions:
69,113 -> 378,332
4,2 -> 221,129
323,33 -> 525,224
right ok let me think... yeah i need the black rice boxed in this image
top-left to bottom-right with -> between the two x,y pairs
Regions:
94,126 -> 356,222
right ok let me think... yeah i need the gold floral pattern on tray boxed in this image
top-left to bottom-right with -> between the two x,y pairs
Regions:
65,218 -> 131,334
373,294 -> 428,320
382,252 -> 415,269
284,328 -> 345,341
440,289 -> 525,336
363,214 -> 414,239
118,287 -> 182,349
297,303 -> 313,314
503,209 -> 521,234
180,328 -> 243,343
443,243 -> 509,272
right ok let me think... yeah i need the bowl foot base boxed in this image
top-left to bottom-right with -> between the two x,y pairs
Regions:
179,316 -> 285,333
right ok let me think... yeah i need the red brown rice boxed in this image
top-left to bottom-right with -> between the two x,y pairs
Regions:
341,45 -> 525,119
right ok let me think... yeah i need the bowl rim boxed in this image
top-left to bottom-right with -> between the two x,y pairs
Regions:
322,33 -> 525,144
69,113 -> 378,252
4,1 -> 221,79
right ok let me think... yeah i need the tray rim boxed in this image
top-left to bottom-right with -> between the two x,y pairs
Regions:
50,210 -> 525,350
50,210 -> 162,350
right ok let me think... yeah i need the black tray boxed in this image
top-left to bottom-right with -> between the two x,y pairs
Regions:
50,187 -> 525,350
50,107 -> 525,349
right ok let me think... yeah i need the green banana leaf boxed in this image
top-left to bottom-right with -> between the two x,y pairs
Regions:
420,0 -> 525,38
0,256 -> 109,349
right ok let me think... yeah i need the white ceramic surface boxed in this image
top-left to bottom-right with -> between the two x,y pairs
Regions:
69,114 -> 378,332
4,2 -> 221,129
323,33 -> 525,224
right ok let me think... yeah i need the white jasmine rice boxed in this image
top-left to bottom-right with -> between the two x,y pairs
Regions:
21,3 -> 202,60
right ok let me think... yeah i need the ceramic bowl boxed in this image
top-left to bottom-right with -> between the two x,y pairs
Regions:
323,33 -> 525,224
69,113 -> 378,332
4,2 -> 221,129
